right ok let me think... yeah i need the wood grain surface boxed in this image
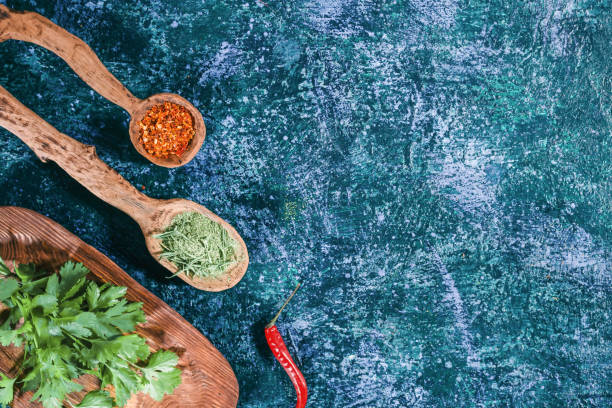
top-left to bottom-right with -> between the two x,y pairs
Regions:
0,84 -> 248,292
0,206 -> 239,408
0,4 -> 205,168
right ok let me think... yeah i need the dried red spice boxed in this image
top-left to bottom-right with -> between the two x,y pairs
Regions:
138,101 -> 195,158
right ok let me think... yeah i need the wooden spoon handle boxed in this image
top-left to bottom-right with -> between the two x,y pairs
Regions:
0,84 -> 154,223
0,5 -> 140,114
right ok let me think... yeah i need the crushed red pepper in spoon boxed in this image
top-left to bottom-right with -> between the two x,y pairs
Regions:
138,101 -> 195,158
265,283 -> 308,408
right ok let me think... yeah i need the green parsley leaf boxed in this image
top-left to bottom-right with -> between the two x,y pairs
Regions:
143,350 -> 180,372
20,275 -> 51,295
81,335 -> 150,367
61,321 -> 92,338
97,285 -> 127,309
86,281 -> 100,310
76,390 -> 113,408
102,363 -> 142,407
14,262 -> 45,282
0,329 -> 20,347
0,257 -> 10,276
143,368 -> 182,401
62,276 -> 88,301
74,311 -> 120,339
45,273 -> 59,296
58,261 -> 89,299
0,372 -> 16,405
140,350 -> 182,401
100,299 -> 145,332
31,293 -> 58,315
32,375 -> 82,408
0,278 -> 19,301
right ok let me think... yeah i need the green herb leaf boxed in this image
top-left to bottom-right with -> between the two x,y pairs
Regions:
102,363 -> 142,407
0,329 -> 20,347
45,273 -> 59,296
101,299 -> 145,332
14,263 -> 45,282
31,293 -> 58,315
58,262 -> 89,299
0,278 -> 19,301
62,277 -> 88,301
0,258 -> 10,276
0,372 -> 16,405
32,375 -> 82,408
143,367 -> 182,401
76,390 -> 113,408
20,275 -> 51,294
143,350 -> 180,373
96,285 -> 127,308
86,282 -> 100,310
140,350 -> 182,401
61,321 -> 92,338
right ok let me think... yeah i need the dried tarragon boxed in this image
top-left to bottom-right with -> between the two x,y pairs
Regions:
156,211 -> 240,279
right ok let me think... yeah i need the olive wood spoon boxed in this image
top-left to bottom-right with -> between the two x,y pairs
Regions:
0,5 -> 205,168
0,84 -> 248,292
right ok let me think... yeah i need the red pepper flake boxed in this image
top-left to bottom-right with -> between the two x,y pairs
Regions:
265,283 -> 308,408
138,101 -> 195,158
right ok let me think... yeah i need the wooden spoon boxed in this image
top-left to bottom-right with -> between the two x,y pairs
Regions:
0,5 -> 205,168
0,84 -> 248,292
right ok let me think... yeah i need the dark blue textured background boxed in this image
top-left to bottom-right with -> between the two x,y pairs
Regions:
1,0 -> 610,406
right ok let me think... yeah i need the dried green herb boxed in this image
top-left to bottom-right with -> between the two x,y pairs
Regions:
0,259 -> 182,408
156,211 -> 239,279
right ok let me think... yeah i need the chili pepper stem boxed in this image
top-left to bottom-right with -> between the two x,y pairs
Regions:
266,282 -> 301,328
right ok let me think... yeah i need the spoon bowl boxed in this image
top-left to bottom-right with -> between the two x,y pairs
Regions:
141,198 -> 249,291
1,5 -> 206,167
129,93 -> 206,168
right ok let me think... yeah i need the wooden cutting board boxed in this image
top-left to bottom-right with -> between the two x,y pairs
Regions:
0,206 -> 239,408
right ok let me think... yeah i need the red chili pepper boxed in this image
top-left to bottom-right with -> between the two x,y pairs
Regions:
265,283 -> 308,408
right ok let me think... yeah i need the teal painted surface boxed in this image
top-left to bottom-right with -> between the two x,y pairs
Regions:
0,0 -> 610,407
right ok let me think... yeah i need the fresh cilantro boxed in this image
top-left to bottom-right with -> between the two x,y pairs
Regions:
0,259 -> 182,407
